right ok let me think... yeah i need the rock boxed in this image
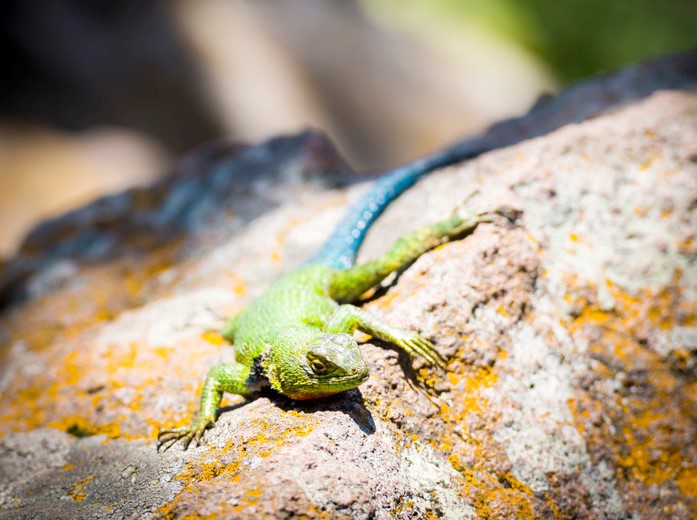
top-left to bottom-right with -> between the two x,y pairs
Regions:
1,51 -> 696,519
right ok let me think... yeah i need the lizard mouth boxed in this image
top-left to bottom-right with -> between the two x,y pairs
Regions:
288,370 -> 369,400
313,371 -> 369,386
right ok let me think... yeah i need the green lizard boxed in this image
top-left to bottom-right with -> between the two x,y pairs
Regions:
157,143 -> 518,451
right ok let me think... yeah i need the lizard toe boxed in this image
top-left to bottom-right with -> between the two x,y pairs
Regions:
398,333 -> 446,369
181,430 -> 197,451
157,420 -> 211,452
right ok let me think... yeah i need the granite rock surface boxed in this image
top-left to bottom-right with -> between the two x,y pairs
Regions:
1,52 -> 696,519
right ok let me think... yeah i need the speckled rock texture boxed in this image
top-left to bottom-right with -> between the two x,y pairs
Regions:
1,52 -> 697,519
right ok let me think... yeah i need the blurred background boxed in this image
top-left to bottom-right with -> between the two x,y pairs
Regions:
0,0 -> 695,257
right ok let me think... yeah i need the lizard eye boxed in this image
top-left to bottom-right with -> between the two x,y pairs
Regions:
307,353 -> 335,375
311,360 -> 329,374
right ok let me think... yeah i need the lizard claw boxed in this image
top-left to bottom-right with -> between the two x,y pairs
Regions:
489,205 -> 523,225
453,204 -> 522,227
395,331 -> 447,369
157,417 -> 213,452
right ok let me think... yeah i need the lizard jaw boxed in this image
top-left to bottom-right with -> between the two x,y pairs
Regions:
283,370 -> 369,400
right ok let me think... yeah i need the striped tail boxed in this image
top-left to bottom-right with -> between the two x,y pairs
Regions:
309,141 -> 490,269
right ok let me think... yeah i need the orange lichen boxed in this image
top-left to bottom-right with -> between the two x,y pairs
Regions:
0,240 -> 179,355
270,216 -> 300,262
633,206 -> 650,217
565,272 -> 697,511
200,330 -> 225,346
70,476 -> 93,502
458,366 -> 497,415
367,287 -> 401,308
0,240 -> 192,443
639,159 -> 654,171
358,244 -> 555,517
676,237 -> 695,255
481,488 -> 535,519
0,327 -> 216,441
430,353 -> 552,518
677,467 -> 697,497
156,411 -> 317,518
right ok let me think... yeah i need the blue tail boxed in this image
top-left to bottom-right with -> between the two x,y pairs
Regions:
309,140 -> 490,269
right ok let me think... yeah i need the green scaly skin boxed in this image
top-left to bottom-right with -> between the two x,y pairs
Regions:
157,206 -> 519,451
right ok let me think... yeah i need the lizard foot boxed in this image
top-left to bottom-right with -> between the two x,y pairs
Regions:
157,416 -> 213,452
393,331 -> 446,369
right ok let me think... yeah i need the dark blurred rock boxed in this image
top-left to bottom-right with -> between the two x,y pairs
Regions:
0,130 -> 351,307
0,0 -> 221,152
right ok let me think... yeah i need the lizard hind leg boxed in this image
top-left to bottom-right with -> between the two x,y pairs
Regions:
327,205 -> 520,303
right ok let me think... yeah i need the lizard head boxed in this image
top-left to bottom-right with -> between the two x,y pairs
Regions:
268,333 -> 369,400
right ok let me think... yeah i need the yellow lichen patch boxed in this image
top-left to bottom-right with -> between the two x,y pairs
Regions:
430,359 -> 550,518
365,286 -> 401,308
639,158 -> 654,171
0,241 -> 191,443
676,237 -> 695,255
0,327 -> 216,441
390,497 -> 416,516
456,445 -> 540,520
456,366 -> 497,415
477,488 -> 535,519
615,401 -> 684,486
70,475 -> 93,502
633,206 -> 650,217
565,274 -> 697,508
1,248 -> 176,355
153,346 -> 172,359
270,216 -> 300,262
362,249 -> 550,516
677,467 -> 697,497
156,411 -> 317,518
200,330 -> 225,346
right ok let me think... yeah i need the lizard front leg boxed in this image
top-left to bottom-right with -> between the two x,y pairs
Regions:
325,304 -> 445,368
157,361 -> 254,451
